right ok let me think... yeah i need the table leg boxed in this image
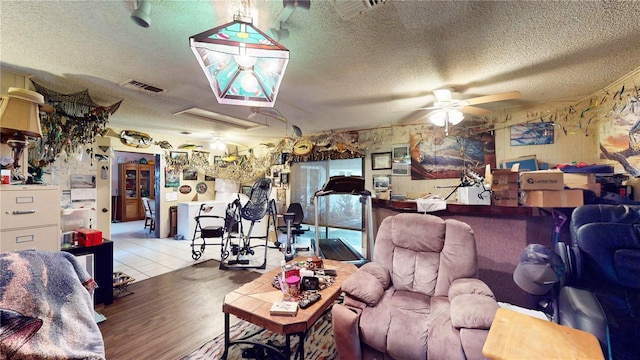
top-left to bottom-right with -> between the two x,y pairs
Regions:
222,312 -> 230,360
298,331 -> 305,360
285,334 -> 291,359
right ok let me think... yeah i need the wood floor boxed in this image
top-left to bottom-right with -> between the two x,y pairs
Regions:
97,260 -> 261,359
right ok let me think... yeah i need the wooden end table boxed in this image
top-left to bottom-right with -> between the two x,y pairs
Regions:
222,258 -> 357,359
482,307 -> 604,360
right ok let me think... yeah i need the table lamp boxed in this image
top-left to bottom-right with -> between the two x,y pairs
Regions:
0,88 -> 54,171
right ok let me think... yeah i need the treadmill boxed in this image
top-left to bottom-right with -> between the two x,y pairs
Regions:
313,175 -> 374,266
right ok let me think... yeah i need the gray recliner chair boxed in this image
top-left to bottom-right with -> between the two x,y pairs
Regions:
331,213 -> 499,360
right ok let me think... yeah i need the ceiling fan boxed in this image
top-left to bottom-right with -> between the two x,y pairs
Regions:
418,89 -> 521,133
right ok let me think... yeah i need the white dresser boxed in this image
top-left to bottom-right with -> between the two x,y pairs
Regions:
1,185 -> 61,252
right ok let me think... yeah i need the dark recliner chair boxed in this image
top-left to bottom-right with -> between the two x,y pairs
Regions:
556,204 -> 640,360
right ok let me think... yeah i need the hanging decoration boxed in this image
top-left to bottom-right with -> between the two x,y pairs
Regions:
29,80 -> 122,168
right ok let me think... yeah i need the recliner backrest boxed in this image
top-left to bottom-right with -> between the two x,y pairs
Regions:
372,213 -> 478,297
570,205 -> 640,290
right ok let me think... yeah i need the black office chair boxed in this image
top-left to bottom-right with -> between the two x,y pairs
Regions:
514,205 -> 640,360
277,203 -> 309,261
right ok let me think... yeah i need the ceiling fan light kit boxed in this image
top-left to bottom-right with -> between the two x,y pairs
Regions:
189,14 -> 290,107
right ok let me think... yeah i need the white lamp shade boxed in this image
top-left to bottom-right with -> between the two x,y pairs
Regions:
428,111 -> 447,127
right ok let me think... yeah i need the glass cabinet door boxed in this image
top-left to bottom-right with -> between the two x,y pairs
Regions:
125,168 -> 137,199
139,166 -> 152,198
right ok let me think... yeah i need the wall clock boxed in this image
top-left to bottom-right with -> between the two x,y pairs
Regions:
293,140 -> 313,156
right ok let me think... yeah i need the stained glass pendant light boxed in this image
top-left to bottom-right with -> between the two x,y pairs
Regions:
189,14 -> 290,107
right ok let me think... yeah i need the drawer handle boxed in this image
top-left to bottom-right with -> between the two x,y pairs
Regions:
12,210 -> 37,215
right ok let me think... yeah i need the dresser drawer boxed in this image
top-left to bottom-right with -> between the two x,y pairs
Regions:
0,225 -> 60,252
1,188 -> 59,229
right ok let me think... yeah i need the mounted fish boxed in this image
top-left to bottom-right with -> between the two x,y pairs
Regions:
154,140 -> 172,149
120,130 -> 153,148
178,144 -> 203,150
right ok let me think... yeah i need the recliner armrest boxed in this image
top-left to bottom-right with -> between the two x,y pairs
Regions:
449,278 -> 499,330
341,262 -> 390,306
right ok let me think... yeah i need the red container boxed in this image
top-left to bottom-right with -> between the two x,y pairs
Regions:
76,228 -> 102,247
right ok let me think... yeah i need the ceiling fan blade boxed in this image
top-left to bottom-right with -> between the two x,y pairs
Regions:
460,105 -> 491,116
463,91 -> 521,106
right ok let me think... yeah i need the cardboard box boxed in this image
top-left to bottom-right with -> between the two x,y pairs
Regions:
565,183 -> 601,197
519,170 -> 564,190
500,155 -> 538,171
490,169 -> 519,191
457,185 -> 491,205
563,173 -> 596,185
491,190 -> 519,206
76,228 -> 103,247
521,190 -> 584,207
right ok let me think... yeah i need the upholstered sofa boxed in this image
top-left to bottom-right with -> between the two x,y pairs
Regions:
332,213 -> 499,360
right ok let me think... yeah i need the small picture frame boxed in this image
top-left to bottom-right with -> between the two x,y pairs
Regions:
214,155 -> 226,168
371,152 -> 392,170
204,174 -> 215,181
391,144 -> 410,161
165,167 -> 180,188
169,151 -> 189,166
277,188 -> 286,202
281,172 -> 289,185
183,168 -> 198,181
373,175 -> 390,190
272,168 -> 281,187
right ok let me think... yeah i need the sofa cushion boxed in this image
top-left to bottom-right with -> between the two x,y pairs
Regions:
361,290 -> 431,360
341,270 -> 385,306
450,294 -> 499,329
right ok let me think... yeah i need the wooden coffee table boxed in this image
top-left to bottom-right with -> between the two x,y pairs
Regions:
222,258 -> 358,359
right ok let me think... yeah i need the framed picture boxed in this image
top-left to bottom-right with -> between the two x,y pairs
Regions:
392,144 -> 410,161
371,152 -> 392,170
281,172 -> 289,185
373,175 -> 390,190
276,188 -> 286,202
204,174 -> 215,181
183,168 -> 198,181
214,155 -> 226,168
272,168 -> 281,187
192,150 -> 210,165
510,123 -> 555,146
241,185 -> 252,197
169,151 -> 189,166
165,167 -> 180,188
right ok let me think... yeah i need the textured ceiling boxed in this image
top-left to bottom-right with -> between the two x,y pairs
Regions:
2,1 -> 640,148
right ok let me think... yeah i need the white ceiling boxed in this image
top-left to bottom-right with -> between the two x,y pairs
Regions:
2,1 -> 640,149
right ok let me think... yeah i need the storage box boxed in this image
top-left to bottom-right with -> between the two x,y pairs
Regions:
76,228 -> 103,247
565,183 -> 601,197
491,190 -> 519,206
60,208 -> 92,232
490,169 -> 519,191
520,190 -> 584,208
563,173 -> 596,185
519,170 -> 564,190
500,155 -> 538,171
457,185 -> 491,205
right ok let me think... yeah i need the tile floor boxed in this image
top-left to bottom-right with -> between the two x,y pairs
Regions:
111,220 -> 314,283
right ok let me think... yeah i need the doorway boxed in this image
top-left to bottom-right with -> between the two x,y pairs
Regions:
112,150 -> 158,239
